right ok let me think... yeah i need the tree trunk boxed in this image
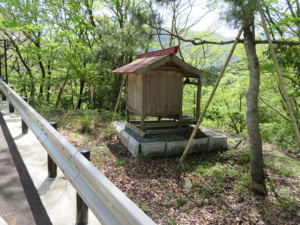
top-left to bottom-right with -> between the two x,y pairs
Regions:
46,61 -> 52,103
55,70 -> 69,109
38,60 -> 46,97
243,25 -> 266,195
77,79 -> 85,110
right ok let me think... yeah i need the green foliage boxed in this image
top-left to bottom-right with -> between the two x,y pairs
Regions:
100,123 -> 115,140
239,150 -> 251,164
175,196 -> 186,208
138,152 -> 151,161
76,112 -> 93,134
116,157 -> 126,166
1,0 -> 299,154
208,0 -> 259,28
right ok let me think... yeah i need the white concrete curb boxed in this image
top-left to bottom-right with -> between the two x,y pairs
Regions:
0,216 -> 7,225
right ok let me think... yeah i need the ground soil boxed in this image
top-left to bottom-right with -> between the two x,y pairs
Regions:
41,110 -> 300,225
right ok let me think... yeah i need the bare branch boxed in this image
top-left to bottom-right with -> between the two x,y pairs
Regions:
259,96 -> 291,121
149,25 -> 300,46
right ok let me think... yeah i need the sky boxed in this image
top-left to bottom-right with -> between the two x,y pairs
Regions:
162,1 -> 239,38
191,12 -> 239,38
101,1 -> 239,39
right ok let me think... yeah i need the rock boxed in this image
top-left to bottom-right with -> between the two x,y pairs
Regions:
181,177 -> 192,190
296,211 -> 300,217
236,217 -> 240,222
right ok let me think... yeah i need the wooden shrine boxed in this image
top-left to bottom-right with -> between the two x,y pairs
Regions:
112,46 -> 206,136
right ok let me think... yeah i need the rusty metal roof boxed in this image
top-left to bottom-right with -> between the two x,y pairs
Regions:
112,55 -> 168,74
137,46 -> 179,59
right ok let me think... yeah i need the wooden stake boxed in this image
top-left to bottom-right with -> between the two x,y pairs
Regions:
112,74 -> 126,121
178,26 -> 244,168
258,1 -> 300,151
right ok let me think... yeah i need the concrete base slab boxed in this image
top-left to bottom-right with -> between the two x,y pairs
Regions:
0,101 -> 101,225
121,131 -> 130,148
117,129 -> 123,140
114,123 -> 124,140
208,136 -> 227,151
189,138 -> 209,154
141,142 -> 166,157
166,140 -> 188,158
114,121 -> 228,158
128,136 -> 140,157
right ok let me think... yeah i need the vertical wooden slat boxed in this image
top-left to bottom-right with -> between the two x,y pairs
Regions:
174,73 -> 181,111
196,77 -> 202,119
128,74 -> 132,109
165,71 -> 172,112
178,73 -> 183,131
135,75 -> 139,111
155,73 -> 161,114
150,72 -> 156,114
145,72 -> 149,113
126,75 -> 129,123
145,71 -> 156,114
134,75 -> 137,110
141,74 -> 146,131
160,72 -> 167,113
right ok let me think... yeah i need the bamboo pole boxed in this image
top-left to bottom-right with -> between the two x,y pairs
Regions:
112,74 -> 126,121
258,1 -> 300,151
178,26 -> 244,167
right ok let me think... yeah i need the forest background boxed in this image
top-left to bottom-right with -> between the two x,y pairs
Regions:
0,0 -> 299,153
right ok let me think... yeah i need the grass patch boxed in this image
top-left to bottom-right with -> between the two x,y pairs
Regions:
137,151 -> 151,161
239,150 -> 251,164
175,196 -> 186,208
76,111 -> 93,133
116,157 -> 126,166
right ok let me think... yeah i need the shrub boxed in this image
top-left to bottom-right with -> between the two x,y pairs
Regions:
76,112 -> 93,133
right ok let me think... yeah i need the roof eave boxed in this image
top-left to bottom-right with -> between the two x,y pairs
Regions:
112,71 -> 136,74
171,55 -> 202,77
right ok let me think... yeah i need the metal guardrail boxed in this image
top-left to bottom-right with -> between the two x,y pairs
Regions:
0,79 -> 156,225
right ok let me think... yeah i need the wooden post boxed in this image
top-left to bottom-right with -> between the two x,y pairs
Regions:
178,26 -> 244,167
196,78 -> 201,119
258,2 -> 300,151
158,115 -> 161,122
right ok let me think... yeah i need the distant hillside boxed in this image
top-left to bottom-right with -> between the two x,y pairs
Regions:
150,29 -> 240,70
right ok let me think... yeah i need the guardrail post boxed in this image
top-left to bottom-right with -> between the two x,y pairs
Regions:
48,122 -> 58,178
9,86 -> 14,113
21,97 -> 28,134
76,148 -> 90,225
